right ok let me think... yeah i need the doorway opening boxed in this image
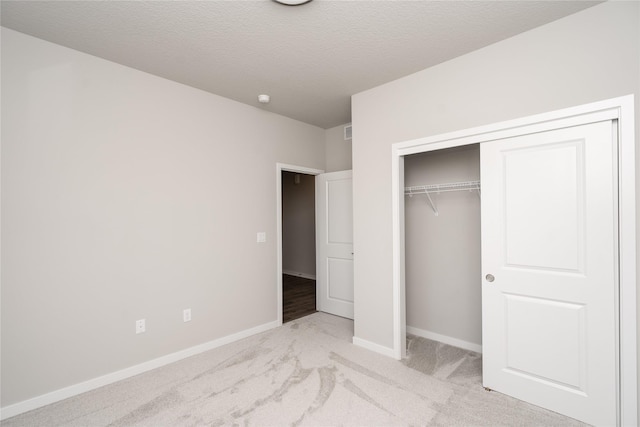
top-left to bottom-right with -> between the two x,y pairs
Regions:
403,144 -> 482,353
275,163 -> 324,326
281,170 -> 317,322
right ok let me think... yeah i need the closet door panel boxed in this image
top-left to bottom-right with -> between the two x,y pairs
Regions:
502,141 -> 584,271
481,121 -> 617,426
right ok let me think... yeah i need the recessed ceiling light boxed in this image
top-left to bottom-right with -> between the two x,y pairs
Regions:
273,0 -> 313,6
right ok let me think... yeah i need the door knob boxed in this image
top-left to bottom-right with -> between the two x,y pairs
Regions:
485,274 -> 495,282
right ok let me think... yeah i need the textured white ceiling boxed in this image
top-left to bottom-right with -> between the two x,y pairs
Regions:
1,0 -> 600,129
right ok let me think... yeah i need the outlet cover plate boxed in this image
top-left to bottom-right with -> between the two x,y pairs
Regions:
136,319 -> 146,334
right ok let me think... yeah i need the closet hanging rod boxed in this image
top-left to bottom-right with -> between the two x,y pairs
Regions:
404,180 -> 480,196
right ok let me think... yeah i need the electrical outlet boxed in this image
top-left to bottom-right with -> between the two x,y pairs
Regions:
257,232 -> 266,243
136,319 -> 146,334
183,308 -> 192,322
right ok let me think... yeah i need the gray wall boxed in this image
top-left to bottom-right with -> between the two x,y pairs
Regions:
404,146 -> 481,345
351,0 -> 639,364
281,171 -> 316,278
325,123 -> 352,172
2,0 -> 639,413
1,28 -> 325,406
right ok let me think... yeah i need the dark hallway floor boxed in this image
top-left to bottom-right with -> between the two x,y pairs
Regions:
283,274 -> 316,323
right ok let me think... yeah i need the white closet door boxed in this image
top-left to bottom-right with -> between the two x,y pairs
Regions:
316,170 -> 354,319
481,121 -> 617,426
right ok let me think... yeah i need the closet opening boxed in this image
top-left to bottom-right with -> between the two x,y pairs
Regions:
281,171 -> 317,323
403,144 -> 482,359
391,96 -> 636,425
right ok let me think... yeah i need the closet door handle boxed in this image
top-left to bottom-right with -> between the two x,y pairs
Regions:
485,274 -> 495,283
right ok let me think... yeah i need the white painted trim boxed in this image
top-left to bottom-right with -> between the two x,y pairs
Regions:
352,336 -> 396,359
282,270 -> 316,280
276,163 -> 324,326
394,106 -> 619,155
407,326 -> 482,354
391,95 -> 636,426
617,98 -> 637,427
0,320 -> 280,420
391,154 -> 406,360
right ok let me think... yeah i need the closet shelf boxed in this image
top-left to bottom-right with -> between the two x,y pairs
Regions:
404,180 -> 480,216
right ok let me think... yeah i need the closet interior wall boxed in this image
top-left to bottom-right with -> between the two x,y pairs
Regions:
404,144 -> 482,349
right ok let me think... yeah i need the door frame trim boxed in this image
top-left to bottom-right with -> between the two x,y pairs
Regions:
390,95 -> 636,425
276,163 -> 324,325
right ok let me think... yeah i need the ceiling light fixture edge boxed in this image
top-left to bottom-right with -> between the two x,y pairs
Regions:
272,0 -> 313,6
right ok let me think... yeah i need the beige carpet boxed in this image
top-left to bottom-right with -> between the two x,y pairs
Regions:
2,313 -> 585,426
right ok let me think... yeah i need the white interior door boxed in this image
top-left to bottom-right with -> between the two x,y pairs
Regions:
316,170 -> 354,319
481,121 -> 618,425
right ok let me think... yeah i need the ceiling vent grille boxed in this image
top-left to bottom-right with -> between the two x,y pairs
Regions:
344,125 -> 352,140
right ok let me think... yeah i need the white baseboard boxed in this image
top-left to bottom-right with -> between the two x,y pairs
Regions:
406,325 -> 482,354
283,270 -> 316,280
0,320 -> 280,421
352,336 -> 397,359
